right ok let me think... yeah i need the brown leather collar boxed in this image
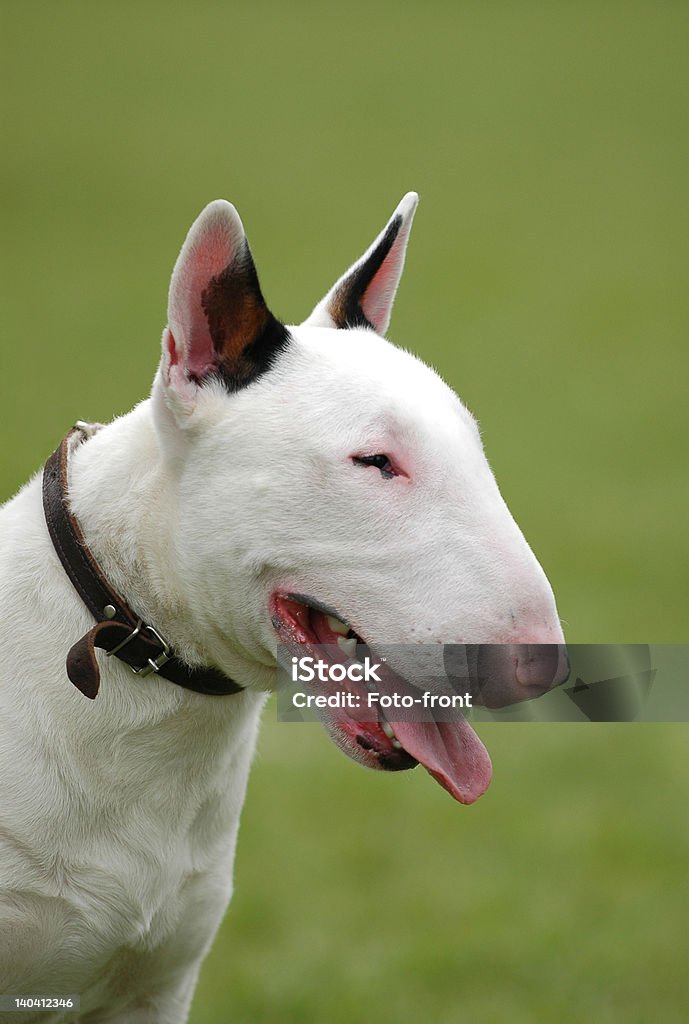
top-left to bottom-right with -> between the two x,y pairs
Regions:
42,423 -> 244,700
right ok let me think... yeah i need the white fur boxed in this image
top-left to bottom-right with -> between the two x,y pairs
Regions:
0,195 -> 563,1021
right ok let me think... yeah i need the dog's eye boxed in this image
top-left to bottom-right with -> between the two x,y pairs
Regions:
352,454 -> 397,480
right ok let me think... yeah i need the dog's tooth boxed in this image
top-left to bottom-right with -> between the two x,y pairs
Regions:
327,615 -> 349,636
336,636 -> 358,659
380,719 -> 402,749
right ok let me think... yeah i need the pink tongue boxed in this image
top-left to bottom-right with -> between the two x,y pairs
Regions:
306,611 -> 492,804
388,716 -> 493,805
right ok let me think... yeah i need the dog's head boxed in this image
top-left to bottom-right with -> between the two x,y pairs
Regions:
151,195 -> 567,804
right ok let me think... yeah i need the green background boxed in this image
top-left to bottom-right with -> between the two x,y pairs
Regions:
3,3 -> 688,1021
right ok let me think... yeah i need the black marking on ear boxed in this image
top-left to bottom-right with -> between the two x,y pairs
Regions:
219,315 -> 291,393
200,240 -> 290,392
330,214 -> 403,330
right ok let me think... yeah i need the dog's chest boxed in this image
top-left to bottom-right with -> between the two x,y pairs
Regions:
0,479 -> 265,995
0,683 -> 263,998
74,777 -> 242,980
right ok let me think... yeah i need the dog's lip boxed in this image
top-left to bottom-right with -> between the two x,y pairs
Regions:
278,592 -> 356,635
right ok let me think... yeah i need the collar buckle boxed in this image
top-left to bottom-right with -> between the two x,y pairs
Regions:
106,619 -> 172,677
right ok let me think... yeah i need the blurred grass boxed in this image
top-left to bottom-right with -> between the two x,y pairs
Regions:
194,715 -> 689,1024
3,2 -> 688,1021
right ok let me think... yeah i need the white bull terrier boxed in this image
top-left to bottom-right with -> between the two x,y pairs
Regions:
0,193 -> 567,1021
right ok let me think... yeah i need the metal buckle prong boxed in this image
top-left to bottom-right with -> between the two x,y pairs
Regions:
106,619 -> 143,658
133,624 -> 172,677
105,619 -> 172,677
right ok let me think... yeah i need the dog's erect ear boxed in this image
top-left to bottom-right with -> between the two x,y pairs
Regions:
161,200 -> 289,402
304,192 -> 418,335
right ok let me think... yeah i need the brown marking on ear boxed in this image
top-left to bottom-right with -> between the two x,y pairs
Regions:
328,214 -> 403,330
329,285 -> 373,331
200,241 -> 290,391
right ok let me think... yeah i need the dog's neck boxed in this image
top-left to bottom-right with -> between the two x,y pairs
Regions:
66,400 -> 263,691
67,403 -> 182,642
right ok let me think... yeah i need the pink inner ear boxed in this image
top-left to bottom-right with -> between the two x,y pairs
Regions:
167,326 -> 215,379
166,330 -> 179,368
169,213 -> 242,381
164,330 -> 188,390
362,250 -> 403,330
185,245 -> 229,378
163,328 -> 202,404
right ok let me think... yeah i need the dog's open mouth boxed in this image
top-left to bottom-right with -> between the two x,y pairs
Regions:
271,593 -> 493,805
